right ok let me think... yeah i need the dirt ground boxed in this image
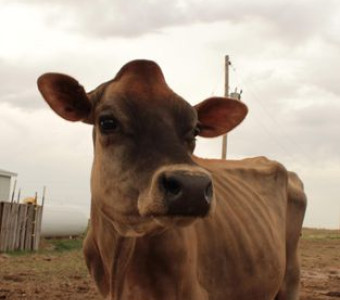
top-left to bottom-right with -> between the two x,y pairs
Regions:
0,228 -> 339,300
299,229 -> 340,300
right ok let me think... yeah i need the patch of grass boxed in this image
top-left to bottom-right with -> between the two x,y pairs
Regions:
49,238 -> 83,252
302,228 -> 340,241
303,234 -> 340,240
4,237 -> 84,256
4,249 -> 33,257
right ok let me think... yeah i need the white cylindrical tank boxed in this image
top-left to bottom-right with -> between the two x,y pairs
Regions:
40,204 -> 89,237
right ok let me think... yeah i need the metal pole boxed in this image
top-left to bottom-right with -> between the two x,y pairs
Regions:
221,55 -> 229,159
41,186 -> 46,208
16,188 -> 21,203
11,179 -> 17,204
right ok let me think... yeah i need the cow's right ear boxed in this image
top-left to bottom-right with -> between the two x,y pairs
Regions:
194,97 -> 248,137
37,73 -> 93,124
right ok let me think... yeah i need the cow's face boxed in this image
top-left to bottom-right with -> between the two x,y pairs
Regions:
38,60 -> 247,236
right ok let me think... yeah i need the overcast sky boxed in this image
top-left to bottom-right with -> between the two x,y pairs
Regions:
0,0 -> 339,229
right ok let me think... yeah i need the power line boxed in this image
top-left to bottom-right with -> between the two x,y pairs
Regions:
229,62 -> 313,162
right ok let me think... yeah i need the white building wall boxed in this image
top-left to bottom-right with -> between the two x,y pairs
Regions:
0,175 -> 11,201
0,169 -> 17,202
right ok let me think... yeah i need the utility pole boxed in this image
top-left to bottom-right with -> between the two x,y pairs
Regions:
221,55 -> 229,160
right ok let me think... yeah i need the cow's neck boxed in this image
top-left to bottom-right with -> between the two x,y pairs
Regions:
123,226 -> 206,300
111,235 -> 136,299
92,209 -> 206,299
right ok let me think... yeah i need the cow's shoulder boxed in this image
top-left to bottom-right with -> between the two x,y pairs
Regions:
194,155 -> 289,223
193,155 -> 288,183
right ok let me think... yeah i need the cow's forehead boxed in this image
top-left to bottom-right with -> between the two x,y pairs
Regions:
105,60 -> 174,102
92,60 -> 197,122
114,60 -> 167,85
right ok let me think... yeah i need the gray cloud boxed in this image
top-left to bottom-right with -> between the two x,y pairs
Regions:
289,101 -> 340,159
4,0 -> 339,43
1,0 -> 340,229
300,54 -> 340,97
0,60 -> 43,109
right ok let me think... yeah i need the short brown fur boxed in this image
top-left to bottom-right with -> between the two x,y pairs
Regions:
38,60 -> 306,300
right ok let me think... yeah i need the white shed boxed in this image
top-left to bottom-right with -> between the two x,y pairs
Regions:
0,168 -> 17,202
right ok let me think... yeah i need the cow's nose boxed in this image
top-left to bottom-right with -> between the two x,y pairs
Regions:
159,171 -> 213,217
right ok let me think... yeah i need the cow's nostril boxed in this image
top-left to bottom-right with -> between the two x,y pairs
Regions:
204,182 -> 213,203
162,176 -> 182,196
158,170 -> 213,217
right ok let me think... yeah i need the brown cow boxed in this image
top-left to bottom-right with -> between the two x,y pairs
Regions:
37,60 -> 306,300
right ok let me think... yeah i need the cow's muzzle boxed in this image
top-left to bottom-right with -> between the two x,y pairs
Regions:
160,170 -> 212,217
138,165 -> 214,218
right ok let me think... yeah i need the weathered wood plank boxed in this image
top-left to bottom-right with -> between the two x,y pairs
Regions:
0,203 -> 11,251
9,203 -> 19,251
19,204 -> 28,251
15,204 -> 26,249
0,202 -> 43,252
0,202 -> 3,231
24,205 -> 34,250
33,206 -> 43,251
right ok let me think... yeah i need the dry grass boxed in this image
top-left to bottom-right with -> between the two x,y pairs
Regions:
0,228 -> 339,299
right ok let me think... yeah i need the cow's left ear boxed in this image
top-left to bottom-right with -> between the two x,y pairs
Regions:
194,97 -> 248,137
37,73 -> 93,124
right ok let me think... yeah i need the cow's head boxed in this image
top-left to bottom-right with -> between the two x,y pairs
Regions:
38,60 -> 247,236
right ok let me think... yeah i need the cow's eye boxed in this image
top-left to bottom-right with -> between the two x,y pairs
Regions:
99,116 -> 119,134
186,125 -> 200,142
193,126 -> 201,137
185,125 -> 200,152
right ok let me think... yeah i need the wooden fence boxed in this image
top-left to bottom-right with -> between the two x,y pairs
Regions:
0,202 -> 43,252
